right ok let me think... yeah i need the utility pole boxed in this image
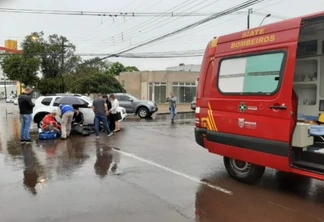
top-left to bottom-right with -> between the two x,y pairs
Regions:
60,38 -> 73,92
247,8 -> 252,29
61,38 -> 65,92
61,38 -> 72,93
3,73 -> 7,99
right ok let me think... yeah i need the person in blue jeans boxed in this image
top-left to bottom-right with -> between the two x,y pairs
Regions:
166,92 -> 177,124
92,94 -> 113,138
18,87 -> 35,144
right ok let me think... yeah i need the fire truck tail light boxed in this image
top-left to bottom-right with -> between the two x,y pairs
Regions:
195,118 -> 200,125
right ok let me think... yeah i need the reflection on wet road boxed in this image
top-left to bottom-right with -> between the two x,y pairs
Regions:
1,104 -> 324,222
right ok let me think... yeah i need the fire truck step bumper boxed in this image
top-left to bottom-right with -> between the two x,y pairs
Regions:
195,127 -> 207,148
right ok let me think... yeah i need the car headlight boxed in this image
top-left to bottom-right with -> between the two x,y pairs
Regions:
147,102 -> 154,106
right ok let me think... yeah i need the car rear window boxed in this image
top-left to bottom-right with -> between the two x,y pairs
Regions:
41,98 -> 52,106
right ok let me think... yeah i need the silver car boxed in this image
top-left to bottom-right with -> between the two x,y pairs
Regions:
112,93 -> 158,118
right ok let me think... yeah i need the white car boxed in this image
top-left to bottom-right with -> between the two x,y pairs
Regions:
5,97 -> 15,103
32,94 -> 127,128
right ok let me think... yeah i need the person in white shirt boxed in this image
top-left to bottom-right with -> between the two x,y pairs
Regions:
108,94 -> 121,132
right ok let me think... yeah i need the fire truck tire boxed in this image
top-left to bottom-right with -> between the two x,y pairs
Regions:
224,157 -> 265,184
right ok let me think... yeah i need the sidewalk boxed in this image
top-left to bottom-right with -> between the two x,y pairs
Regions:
157,104 -> 194,115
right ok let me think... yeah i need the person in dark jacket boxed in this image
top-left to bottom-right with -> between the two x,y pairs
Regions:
92,94 -> 112,138
18,87 -> 35,144
72,107 -> 84,125
71,107 -> 90,136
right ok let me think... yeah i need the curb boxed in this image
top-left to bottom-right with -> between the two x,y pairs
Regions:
156,111 -> 195,115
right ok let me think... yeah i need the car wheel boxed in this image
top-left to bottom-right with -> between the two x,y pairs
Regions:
35,114 -> 47,128
138,107 -> 149,118
223,157 -> 265,184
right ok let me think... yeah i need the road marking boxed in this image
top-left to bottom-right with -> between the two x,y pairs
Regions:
113,149 -> 233,195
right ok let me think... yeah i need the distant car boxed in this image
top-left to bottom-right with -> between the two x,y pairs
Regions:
32,93 -> 127,128
110,93 -> 158,118
191,97 -> 196,110
13,98 -> 18,105
5,96 -> 15,103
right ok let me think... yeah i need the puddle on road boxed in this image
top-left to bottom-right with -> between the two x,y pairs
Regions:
1,109 -> 324,221
0,113 -> 122,196
124,113 -> 195,125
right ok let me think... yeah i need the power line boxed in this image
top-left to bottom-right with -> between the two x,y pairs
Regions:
0,7 -> 220,17
83,0 -> 223,53
75,0 -> 152,44
88,0 -> 266,63
0,49 -> 204,58
78,0 -> 201,52
82,1 -> 286,53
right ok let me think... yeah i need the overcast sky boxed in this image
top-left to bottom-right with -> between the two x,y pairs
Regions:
0,0 -> 324,70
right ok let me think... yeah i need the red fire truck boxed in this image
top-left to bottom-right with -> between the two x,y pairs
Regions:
195,11 -> 324,183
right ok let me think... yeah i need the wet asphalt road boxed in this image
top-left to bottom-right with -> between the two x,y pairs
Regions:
1,102 -> 324,222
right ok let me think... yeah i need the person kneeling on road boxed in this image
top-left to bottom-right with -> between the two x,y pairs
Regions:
72,107 -> 90,136
57,104 -> 74,140
41,111 -> 61,134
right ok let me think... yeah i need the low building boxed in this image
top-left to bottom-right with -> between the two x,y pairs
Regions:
166,64 -> 201,72
0,68 -> 17,99
117,70 -> 199,104
0,82 -> 17,99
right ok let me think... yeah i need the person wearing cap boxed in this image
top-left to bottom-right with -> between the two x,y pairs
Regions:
41,111 -> 61,133
57,104 -> 74,139
18,86 -> 35,144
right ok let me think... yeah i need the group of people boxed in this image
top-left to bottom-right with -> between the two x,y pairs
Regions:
18,86 -> 122,143
40,93 -> 123,140
18,85 -> 176,144
40,106 -> 86,139
92,93 -> 121,138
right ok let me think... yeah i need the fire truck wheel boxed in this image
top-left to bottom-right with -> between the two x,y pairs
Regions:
224,157 -> 265,184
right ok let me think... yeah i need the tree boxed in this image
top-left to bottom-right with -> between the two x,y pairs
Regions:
1,31 -> 138,95
75,57 -> 109,76
21,32 -> 81,92
106,62 -> 139,76
66,58 -> 126,94
37,77 -> 61,95
107,62 -> 125,76
0,53 -> 39,87
73,72 -> 125,94
22,32 -> 80,78
124,66 -> 139,72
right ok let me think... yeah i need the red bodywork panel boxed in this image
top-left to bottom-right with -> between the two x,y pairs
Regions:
196,11 -> 324,180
